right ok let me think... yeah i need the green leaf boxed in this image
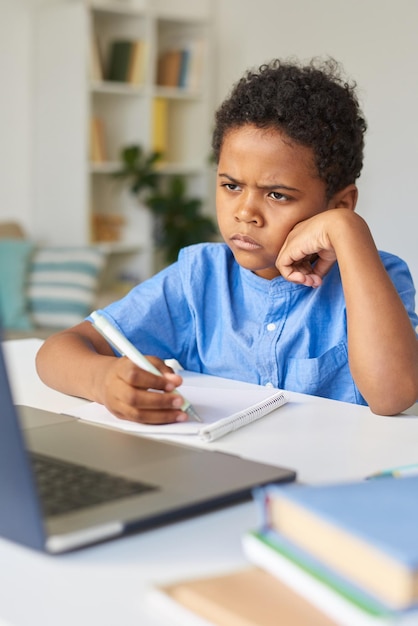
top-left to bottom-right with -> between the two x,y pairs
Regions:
112,144 -> 217,265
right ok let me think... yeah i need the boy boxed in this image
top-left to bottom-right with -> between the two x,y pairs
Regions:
36,58 -> 418,422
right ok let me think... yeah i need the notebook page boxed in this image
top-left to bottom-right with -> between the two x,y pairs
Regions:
66,385 -> 286,438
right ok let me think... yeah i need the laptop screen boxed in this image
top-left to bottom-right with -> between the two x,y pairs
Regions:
0,334 -> 46,550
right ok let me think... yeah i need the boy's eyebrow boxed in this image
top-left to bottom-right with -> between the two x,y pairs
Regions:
218,172 -> 301,193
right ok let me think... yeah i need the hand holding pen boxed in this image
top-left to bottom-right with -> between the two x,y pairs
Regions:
90,311 -> 202,423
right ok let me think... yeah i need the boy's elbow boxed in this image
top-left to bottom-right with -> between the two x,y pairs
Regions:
367,382 -> 418,416
35,341 -> 52,385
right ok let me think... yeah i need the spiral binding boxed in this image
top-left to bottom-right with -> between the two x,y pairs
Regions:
200,391 -> 287,443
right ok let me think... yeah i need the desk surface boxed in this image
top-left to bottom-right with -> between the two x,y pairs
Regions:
1,338 -> 417,626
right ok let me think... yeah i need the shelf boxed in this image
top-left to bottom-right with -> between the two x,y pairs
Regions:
89,1 -> 146,17
89,161 -> 121,174
33,0 -> 213,284
90,81 -> 146,95
153,85 -> 201,100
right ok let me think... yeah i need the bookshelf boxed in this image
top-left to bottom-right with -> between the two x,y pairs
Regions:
33,0 -> 214,283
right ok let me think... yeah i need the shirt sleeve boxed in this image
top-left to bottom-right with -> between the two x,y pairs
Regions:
380,252 -> 418,332
92,261 -> 194,363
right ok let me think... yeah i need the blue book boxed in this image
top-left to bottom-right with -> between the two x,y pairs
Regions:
178,48 -> 190,88
256,477 -> 418,609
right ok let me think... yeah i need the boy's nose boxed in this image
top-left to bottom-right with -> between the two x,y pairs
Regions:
235,198 -> 263,225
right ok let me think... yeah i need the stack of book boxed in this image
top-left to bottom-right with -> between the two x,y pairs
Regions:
242,477 -> 418,625
147,477 -> 418,625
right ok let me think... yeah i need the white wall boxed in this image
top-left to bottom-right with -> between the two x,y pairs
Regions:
213,0 -> 418,287
0,0 -> 33,231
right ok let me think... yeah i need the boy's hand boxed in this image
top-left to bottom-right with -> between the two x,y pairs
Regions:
98,355 -> 189,424
275,209 -> 352,287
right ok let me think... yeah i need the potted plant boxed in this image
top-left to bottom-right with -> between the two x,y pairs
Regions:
114,144 -> 217,266
113,144 -> 162,195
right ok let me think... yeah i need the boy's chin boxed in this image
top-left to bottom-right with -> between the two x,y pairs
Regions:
228,248 -> 281,279
239,259 -> 281,280
252,267 -> 282,280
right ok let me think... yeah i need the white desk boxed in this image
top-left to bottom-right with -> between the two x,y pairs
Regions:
1,339 -> 417,626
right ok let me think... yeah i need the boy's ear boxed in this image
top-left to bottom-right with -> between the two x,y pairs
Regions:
329,184 -> 358,211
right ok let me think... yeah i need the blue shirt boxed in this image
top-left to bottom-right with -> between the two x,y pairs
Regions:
96,243 -> 418,406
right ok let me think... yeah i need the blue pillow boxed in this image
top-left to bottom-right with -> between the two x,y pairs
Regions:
0,239 -> 34,330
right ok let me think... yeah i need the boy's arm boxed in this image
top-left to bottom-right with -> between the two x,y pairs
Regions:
35,321 -> 188,423
276,209 -> 418,415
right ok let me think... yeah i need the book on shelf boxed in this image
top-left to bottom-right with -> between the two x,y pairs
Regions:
256,477 -> 418,609
152,97 -> 168,155
146,566 -> 337,626
90,116 -> 107,163
107,40 -> 147,84
157,49 -> 183,88
127,40 -> 148,85
89,31 -> 103,82
156,39 -> 205,90
184,38 -> 206,91
178,48 -> 191,88
92,213 -> 124,243
242,529 -> 418,626
107,40 -> 131,82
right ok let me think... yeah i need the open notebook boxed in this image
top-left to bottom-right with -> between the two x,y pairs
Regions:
67,385 -> 288,442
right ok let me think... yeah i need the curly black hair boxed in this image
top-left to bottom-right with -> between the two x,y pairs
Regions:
212,58 -> 367,199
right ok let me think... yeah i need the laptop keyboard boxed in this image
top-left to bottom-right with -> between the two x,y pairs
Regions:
30,452 -> 157,517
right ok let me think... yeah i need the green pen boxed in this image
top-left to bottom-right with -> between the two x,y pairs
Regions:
367,463 -> 418,479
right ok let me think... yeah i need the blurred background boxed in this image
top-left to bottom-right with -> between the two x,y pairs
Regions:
1,0 -> 417,290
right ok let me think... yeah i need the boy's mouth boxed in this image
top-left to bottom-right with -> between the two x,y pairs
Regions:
230,234 -> 262,251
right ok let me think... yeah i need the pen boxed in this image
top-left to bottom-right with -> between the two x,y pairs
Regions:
367,463 -> 418,479
90,311 -> 202,423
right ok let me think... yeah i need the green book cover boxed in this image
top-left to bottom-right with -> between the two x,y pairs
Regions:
107,41 -> 132,82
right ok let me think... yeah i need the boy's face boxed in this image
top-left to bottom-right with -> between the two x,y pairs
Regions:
216,124 -> 331,280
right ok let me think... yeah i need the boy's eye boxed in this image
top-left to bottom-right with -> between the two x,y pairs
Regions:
269,191 -> 289,201
222,182 -> 240,191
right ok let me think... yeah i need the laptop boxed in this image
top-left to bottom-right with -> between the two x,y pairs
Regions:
0,334 -> 296,554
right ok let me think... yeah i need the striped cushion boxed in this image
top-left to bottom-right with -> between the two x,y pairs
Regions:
27,247 -> 105,329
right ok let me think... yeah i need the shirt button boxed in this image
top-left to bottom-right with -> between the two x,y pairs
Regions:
265,382 -> 274,388
266,323 -> 276,332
